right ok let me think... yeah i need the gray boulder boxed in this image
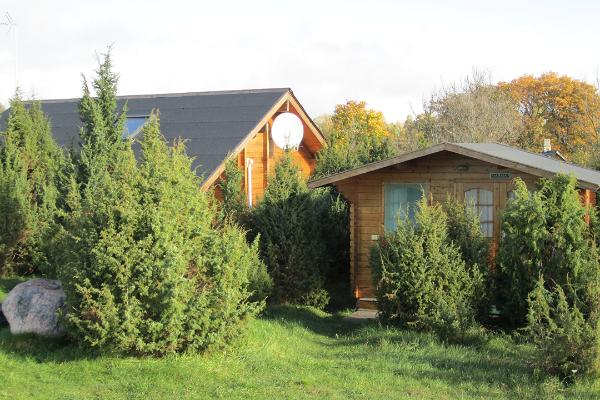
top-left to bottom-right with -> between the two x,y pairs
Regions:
1,279 -> 66,337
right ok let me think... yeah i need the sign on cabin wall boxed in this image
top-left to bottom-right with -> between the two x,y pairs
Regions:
490,172 -> 511,180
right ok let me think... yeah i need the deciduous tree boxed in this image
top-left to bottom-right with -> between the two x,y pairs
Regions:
313,101 -> 397,177
499,72 -> 600,164
330,100 -> 389,139
408,71 -> 523,147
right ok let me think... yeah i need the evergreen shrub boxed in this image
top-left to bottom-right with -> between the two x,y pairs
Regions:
442,196 -> 490,317
371,198 -> 484,341
526,275 -> 600,379
52,52 -> 266,355
216,157 -> 272,301
217,157 -> 248,224
0,94 -> 63,276
497,174 -> 600,378
56,115 -> 266,355
249,153 -> 346,309
498,175 -> 599,325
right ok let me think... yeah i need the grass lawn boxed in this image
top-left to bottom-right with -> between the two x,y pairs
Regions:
1,280 -> 599,399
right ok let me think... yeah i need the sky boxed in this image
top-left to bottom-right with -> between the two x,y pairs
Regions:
0,0 -> 599,122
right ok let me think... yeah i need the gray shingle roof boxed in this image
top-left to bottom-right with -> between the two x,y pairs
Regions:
309,142 -> 600,190
0,88 -> 290,181
454,143 -> 600,187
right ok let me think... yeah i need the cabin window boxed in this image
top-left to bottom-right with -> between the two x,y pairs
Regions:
465,188 -> 494,238
123,116 -> 149,139
384,183 -> 424,231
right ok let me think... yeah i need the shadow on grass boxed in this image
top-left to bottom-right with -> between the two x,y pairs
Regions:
1,303 -> 593,399
0,328 -> 98,362
259,304 -> 374,337
259,305 -> 567,399
0,276 -> 100,363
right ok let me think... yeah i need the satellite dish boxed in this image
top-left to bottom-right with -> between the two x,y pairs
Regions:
271,112 -> 303,150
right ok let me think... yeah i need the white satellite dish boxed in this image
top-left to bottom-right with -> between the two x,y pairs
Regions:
271,112 -> 303,150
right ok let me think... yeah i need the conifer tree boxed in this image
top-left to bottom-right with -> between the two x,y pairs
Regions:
498,176 -> 600,378
217,157 -> 247,223
0,91 -> 63,275
76,48 -> 127,186
57,113 -> 266,355
371,198 -> 484,341
442,196 -> 490,317
498,175 -> 600,324
526,275 -> 600,378
54,53 -> 267,354
250,153 -> 330,307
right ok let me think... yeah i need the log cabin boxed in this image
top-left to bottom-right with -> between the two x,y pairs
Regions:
0,88 -> 325,205
308,142 -> 600,310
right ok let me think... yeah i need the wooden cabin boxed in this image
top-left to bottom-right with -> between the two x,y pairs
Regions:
0,88 -> 325,205
308,142 -> 600,310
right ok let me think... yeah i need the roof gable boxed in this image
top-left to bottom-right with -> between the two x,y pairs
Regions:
309,142 -> 600,191
0,88 -> 324,184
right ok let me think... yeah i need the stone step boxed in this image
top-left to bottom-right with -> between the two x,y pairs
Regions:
346,308 -> 379,322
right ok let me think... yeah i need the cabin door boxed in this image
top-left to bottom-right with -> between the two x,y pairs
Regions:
455,181 -> 513,249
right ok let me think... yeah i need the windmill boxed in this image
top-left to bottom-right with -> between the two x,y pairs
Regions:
1,12 -> 18,90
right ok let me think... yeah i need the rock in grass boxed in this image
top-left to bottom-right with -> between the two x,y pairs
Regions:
1,279 -> 66,337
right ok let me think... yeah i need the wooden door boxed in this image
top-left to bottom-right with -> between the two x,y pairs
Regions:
456,181 -> 499,248
455,180 -> 517,257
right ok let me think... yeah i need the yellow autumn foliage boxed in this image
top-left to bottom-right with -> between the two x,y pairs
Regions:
499,73 -> 600,164
331,100 -> 390,140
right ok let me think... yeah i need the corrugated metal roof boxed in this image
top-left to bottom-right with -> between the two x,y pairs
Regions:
0,88 -> 289,181
309,142 -> 600,190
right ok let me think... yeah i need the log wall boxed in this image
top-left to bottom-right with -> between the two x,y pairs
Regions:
333,151 -> 547,300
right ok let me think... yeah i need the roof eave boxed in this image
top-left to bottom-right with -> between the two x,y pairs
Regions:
308,143 -> 448,188
202,89 -> 326,190
200,90 -> 292,189
444,143 -> 600,191
286,90 -> 326,147
308,142 -> 600,192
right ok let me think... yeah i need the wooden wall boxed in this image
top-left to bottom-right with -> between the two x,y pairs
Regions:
240,130 -> 315,204
333,151 -> 545,302
212,103 -> 319,206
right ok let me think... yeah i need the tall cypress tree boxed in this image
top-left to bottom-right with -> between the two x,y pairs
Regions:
76,49 -> 127,186
498,175 -> 600,325
57,112 -> 267,355
53,52 -> 268,354
250,153 -> 331,307
0,91 -> 63,275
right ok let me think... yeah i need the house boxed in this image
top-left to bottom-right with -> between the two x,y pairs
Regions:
0,88 -> 325,205
308,142 -> 600,309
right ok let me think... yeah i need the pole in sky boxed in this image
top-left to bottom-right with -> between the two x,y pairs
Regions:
1,12 -> 18,90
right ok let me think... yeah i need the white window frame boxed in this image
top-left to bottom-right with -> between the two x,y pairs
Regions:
465,188 -> 494,238
383,182 -> 426,231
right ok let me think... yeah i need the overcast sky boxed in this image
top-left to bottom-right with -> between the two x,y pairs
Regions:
1,0 -> 599,122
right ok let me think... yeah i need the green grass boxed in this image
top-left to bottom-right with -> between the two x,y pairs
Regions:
0,309 -> 598,399
0,280 -> 599,399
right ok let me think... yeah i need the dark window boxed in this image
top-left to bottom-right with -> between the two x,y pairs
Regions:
123,116 -> 149,139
